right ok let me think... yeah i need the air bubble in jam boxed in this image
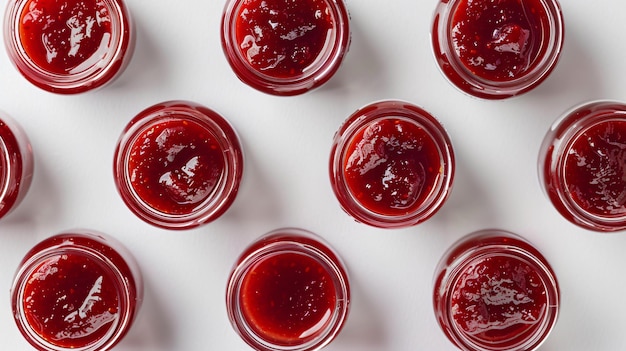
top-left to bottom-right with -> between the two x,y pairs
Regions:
22,253 -> 120,348
451,255 -> 547,343
564,120 -> 626,216
343,118 -> 441,216
127,119 -> 225,215
18,0 -> 113,74
235,0 -> 334,78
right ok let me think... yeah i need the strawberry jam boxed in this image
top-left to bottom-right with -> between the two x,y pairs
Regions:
127,119 -> 226,216
240,252 -> 337,345
540,101 -> 626,231
114,101 -> 243,230
221,0 -> 351,95
227,228 -> 350,350
11,231 -> 142,351
0,112 -> 33,220
4,0 -> 133,93
330,101 -> 454,228
18,0 -> 113,75
433,230 -> 559,351
431,0 -> 564,99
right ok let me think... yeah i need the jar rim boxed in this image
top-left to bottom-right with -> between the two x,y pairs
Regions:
113,101 -> 244,230
330,100 -> 455,228
220,0 -> 351,96
3,0 -> 133,94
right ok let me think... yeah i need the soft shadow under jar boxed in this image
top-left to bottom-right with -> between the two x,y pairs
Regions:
431,0 -> 564,99
114,100 -> 244,230
539,100 -> 626,232
433,230 -> 559,351
0,111 -> 33,220
221,0 -> 351,96
329,100 -> 455,228
4,0 -> 134,94
226,228 -> 350,351
11,229 -> 143,351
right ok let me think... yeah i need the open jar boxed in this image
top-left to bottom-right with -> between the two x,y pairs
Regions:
431,0 -> 564,99
11,229 -> 143,351
0,111 -> 33,220
4,0 -> 134,93
433,229 -> 559,351
226,228 -> 350,351
221,0 -> 351,95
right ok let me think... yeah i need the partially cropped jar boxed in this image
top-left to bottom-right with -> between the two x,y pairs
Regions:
114,100 -> 244,230
11,229 -> 143,351
4,0 -> 134,93
221,0 -> 351,96
539,100 -> 626,232
0,111 -> 33,220
433,230 -> 559,351
329,100 -> 455,228
227,228 -> 350,351
431,0 -> 564,99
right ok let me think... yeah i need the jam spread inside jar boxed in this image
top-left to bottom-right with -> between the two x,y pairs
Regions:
18,0 -> 114,74
563,120 -> 626,217
21,252 -> 121,348
240,251 -> 337,345
343,118 -> 442,217
450,254 -> 548,345
234,0 -> 334,78
450,0 -> 549,82
127,118 -> 226,215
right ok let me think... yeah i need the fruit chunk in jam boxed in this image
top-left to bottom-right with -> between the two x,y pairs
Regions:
240,252 -> 337,345
451,255 -> 548,343
343,118 -> 442,216
235,0 -> 334,78
450,0 -> 549,81
22,252 -> 120,348
564,120 -> 626,216
18,0 -> 113,74
127,119 -> 225,215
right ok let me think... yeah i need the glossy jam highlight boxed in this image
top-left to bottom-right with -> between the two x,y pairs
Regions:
330,100 -> 454,228
540,101 -> 626,231
433,230 -> 559,351
114,101 -> 243,230
221,0 -> 350,95
4,0 -> 133,93
431,0 -> 563,99
11,230 -> 142,351
0,111 -> 34,220
227,228 -> 350,351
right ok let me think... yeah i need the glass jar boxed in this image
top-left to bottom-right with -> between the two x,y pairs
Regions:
226,228 -> 350,351
221,0 -> 351,96
11,229 -> 143,351
329,100 -> 455,228
114,100 -> 244,230
0,111 -> 33,220
539,100 -> 626,232
433,229 -> 559,351
431,0 -> 564,99
4,0 -> 134,94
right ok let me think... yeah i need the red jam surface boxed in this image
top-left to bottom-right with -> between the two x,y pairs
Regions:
18,0 -> 113,74
451,254 -> 548,344
127,119 -> 225,215
21,252 -> 120,348
343,118 -> 442,216
240,252 -> 337,345
563,120 -> 626,217
450,0 -> 549,81
234,0 -> 334,78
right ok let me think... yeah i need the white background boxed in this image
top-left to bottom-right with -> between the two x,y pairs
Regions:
1,0 -> 626,350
